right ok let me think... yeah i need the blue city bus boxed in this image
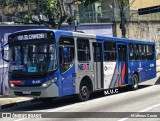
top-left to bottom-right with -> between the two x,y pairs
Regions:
1,29 -> 156,101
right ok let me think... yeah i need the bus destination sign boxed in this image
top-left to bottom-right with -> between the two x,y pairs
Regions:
17,33 -> 46,41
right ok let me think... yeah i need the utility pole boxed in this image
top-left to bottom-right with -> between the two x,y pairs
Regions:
120,4 -> 126,38
119,0 -> 136,38
74,11 -> 78,31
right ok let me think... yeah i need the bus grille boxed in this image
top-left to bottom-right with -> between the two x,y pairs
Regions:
15,85 -> 42,87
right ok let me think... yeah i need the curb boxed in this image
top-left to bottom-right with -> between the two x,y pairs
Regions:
0,98 -> 38,110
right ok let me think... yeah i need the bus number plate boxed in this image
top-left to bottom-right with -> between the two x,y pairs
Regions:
22,91 -> 31,95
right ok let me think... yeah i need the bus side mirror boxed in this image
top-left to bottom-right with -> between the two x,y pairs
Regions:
62,47 -> 68,58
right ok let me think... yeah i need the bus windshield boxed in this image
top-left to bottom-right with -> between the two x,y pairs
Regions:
9,43 -> 57,74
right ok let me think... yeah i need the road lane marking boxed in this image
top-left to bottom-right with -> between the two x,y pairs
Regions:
118,103 -> 160,121
139,103 -> 160,112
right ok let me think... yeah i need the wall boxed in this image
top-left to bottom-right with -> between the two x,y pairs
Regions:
116,21 -> 160,48
130,0 -> 160,10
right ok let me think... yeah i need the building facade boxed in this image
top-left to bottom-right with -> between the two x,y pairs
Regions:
126,0 -> 160,49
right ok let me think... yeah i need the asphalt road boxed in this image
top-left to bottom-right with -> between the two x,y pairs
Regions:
1,73 -> 160,121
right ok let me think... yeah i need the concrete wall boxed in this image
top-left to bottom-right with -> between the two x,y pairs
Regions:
116,21 -> 160,48
130,0 -> 160,10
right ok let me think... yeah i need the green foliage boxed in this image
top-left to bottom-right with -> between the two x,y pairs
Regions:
38,0 -> 57,15
67,16 -> 74,25
23,14 -> 30,24
1,0 -> 99,29
120,0 -> 128,6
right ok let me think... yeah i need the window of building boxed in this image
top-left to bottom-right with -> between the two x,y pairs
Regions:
77,38 -> 90,61
104,41 -> 116,61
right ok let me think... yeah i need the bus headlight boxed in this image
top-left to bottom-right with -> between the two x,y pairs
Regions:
41,81 -> 51,87
10,83 -> 15,87
41,78 -> 57,88
41,83 -> 48,87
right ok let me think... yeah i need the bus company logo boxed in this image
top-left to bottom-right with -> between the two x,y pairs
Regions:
150,64 -> 154,67
104,66 -> 114,71
104,66 -> 107,71
78,64 -> 90,71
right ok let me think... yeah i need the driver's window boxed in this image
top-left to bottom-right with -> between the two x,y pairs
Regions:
59,37 -> 75,74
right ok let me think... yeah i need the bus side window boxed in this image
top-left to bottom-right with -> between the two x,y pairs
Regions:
77,38 -> 90,62
139,44 -> 142,60
146,45 -> 155,60
129,43 -> 134,60
141,44 -> 146,60
135,44 -> 140,60
59,37 -> 75,74
104,41 -> 116,61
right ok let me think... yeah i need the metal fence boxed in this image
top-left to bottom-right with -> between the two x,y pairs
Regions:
130,10 -> 160,21
78,9 -> 160,23
0,9 -> 159,24
78,10 -> 114,23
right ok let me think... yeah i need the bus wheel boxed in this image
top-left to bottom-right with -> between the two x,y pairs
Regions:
78,81 -> 90,101
132,74 -> 139,90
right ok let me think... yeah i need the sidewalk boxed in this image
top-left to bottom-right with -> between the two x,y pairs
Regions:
0,95 -> 33,105
0,60 -> 160,109
0,95 -> 33,109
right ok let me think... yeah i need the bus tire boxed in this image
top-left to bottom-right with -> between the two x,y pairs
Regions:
78,81 -> 90,101
132,74 -> 139,90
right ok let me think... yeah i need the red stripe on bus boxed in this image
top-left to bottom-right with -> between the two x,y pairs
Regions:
10,81 -> 21,85
119,64 -> 126,85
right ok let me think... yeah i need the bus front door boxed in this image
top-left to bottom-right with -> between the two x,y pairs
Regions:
93,43 -> 103,89
117,44 -> 128,86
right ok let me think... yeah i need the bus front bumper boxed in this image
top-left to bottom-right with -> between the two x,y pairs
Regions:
9,83 -> 59,97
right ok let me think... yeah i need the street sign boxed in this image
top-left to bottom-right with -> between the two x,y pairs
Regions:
138,5 -> 160,15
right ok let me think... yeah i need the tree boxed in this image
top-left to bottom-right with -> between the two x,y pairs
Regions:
0,0 -> 68,29
0,0 -> 99,29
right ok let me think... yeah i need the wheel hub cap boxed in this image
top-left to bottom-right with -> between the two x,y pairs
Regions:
81,86 -> 88,97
